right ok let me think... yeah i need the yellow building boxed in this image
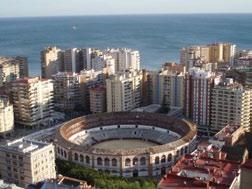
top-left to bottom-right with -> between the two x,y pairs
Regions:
41,46 -> 62,79
181,43 -> 236,71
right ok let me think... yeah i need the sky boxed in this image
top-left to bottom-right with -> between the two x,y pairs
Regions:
0,0 -> 252,17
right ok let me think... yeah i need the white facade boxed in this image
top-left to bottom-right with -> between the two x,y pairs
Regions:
52,72 -> 81,111
211,80 -> 252,132
0,96 -> 14,136
0,139 -> 56,188
11,77 -> 55,127
107,48 -> 140,72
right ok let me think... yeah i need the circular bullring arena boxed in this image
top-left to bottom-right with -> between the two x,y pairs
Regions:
54,112 -> 197,177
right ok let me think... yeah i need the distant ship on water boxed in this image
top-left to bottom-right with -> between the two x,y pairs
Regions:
72,26 -> 77,30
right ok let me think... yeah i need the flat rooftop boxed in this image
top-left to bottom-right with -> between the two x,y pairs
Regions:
1,138 -> 50,154
132,104 -> 161,113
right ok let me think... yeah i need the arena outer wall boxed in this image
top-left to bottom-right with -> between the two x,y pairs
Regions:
54,112 -> 197,177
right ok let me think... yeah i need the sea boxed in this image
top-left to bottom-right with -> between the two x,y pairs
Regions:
0,14 -> 252,76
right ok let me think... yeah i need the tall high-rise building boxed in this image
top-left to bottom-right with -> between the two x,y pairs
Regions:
0,57 -> 20,87
89,85 -> 106,114
0,139 -> 56,188
106,48 -> 140,72
41,46 -> 62,79
89,49 -> 104,71
63,48 -> 97,73
82,48 -> 92,70
211,79 -> 252,132
142,70 -> 160,105
103,55 -> 116,75
11,77 -> 54,127
63,48 -> 80,73
159,70 -> 185,108
15,56 -> 29,78
184,68 -> 221,129
79,70 -> 107,112
0,95 -> 14,137
106,70 -> 142,112
181,43 -> 236,71
52,72 -> 81,112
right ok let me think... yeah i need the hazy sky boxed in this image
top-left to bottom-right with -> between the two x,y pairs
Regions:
1,0 -> 252,17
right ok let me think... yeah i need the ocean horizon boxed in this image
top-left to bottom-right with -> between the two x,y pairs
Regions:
0,14 -> 252,76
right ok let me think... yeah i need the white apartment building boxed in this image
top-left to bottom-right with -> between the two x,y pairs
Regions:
52,72 -> 81,111
11,77 -> 54,127
106,70 -> 142,112
0,96 -> 14,137
211,79 -> 252,132
0,139 -> 56,188
106,48 -> 140,72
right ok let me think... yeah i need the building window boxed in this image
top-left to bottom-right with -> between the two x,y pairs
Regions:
80,155 -> 84,162
125,158 -> 131,166
155,157 -> 160,165
112,158 -> 117,167
167,154 -> 172,162
161,155 -> 166,163
140,157 -> 146,166
133,158 -> 138,165
176,150 -> 179,157
97,157 -> 103,166
74,153 -> 78,161
180,148 -> 184,156
86,156 -> 90,164
104,158 -> 110,166
185,146 -> 189,154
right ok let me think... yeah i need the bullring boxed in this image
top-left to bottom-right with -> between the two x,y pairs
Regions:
54,112 -> 197,177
